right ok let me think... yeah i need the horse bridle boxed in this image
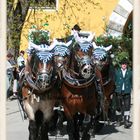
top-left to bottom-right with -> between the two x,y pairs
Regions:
75,53 -> 94,79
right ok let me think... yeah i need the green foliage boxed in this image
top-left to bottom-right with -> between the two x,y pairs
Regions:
7,0 -> 55,55
112,51 -> 129,67
30,0 -> 56,8
29,29 -> 50,45
43,23 -> 49,26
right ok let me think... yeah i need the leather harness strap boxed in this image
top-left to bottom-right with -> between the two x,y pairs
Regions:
62,69 -> 95,88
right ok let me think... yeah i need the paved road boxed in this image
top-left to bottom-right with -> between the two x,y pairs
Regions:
6,99 -> 133,140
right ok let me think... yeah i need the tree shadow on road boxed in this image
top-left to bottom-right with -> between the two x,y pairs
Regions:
96,122 -> 119,135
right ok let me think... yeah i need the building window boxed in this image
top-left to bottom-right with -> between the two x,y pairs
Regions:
30,0 -> 58,10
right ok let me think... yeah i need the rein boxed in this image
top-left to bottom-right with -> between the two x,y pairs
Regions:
103,78 -> 111,86
25,73 -> 39,91
69,68 -> 79,76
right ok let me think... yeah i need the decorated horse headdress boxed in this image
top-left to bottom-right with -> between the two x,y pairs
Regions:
92,43 -> 112,70
53,40 -> 72,72
26,29 -> 58,92
26,49 -> 57,92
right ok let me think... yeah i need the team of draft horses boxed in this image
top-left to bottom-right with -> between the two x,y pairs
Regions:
7,28 -> 132,140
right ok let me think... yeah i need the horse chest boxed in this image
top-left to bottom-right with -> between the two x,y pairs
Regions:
23,92 -> 55,120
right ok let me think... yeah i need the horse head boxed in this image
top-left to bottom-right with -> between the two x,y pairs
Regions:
54,42 -> 71,71
73,41 -> 94,79
53,40 -> 72,80
28,50 -> 56,91
92,44 -> 112,70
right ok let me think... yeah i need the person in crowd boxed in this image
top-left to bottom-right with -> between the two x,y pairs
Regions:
6,52 -> 14,98
114,58 -> 132,128
6,51 -> 18,99
17,50 -> 25,72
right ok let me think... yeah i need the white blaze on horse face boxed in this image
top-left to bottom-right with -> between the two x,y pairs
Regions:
78,55 -> 94,79
36,62 -> 53,90
81,64 -> 93,79
42,62 -> 47,73
55,56 -> 65,69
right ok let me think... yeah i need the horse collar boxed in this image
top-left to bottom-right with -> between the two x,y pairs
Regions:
62,69 -> 95,88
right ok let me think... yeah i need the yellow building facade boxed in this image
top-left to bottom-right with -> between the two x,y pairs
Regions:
20,0 -> 133,52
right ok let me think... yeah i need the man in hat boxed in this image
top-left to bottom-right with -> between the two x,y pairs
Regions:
114,58 -> 132,128
71,24 -> 81,34
63,24 -> 81,42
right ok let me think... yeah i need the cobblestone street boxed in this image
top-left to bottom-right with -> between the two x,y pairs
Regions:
6,99 -> 133,140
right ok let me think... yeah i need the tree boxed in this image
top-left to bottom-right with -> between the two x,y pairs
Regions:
7,0 -> 55,58
7,0 -> 30,57
7,0 -> 100,58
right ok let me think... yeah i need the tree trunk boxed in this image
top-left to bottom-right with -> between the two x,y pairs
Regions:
7,0 -> 30,58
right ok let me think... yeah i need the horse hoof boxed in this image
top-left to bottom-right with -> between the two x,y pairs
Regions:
81,134 -> 90,140
124,121 -> 132,129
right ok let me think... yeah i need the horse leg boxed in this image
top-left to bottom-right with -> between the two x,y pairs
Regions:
75,113 -> 84,138
89,116 -> 99,139
81,123 -> 91,140
28,120 -> 37,140
89,116 -> 104,138
40,121 -> 49,140
56,110 -> 65,135
67,118 -> 80,140
74,114 -> 80,139
81,115 -> 94,140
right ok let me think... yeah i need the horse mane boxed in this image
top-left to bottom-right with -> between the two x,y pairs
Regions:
67,47 -> 79,77
101,57 -> 115,84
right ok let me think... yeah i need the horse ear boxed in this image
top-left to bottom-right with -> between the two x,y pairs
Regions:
103,45 -> 112,51
53,39 -> 73,48
65,40 -> 73,47
92,42 -> 99,49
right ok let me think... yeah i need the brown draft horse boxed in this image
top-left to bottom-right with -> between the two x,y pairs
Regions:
20,50 -> 59,140
92,46 -> 115,122
59,41 -> 102,140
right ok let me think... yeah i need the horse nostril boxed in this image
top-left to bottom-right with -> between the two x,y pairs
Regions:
37,73 -> 51,89
83,69 -> 87,73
